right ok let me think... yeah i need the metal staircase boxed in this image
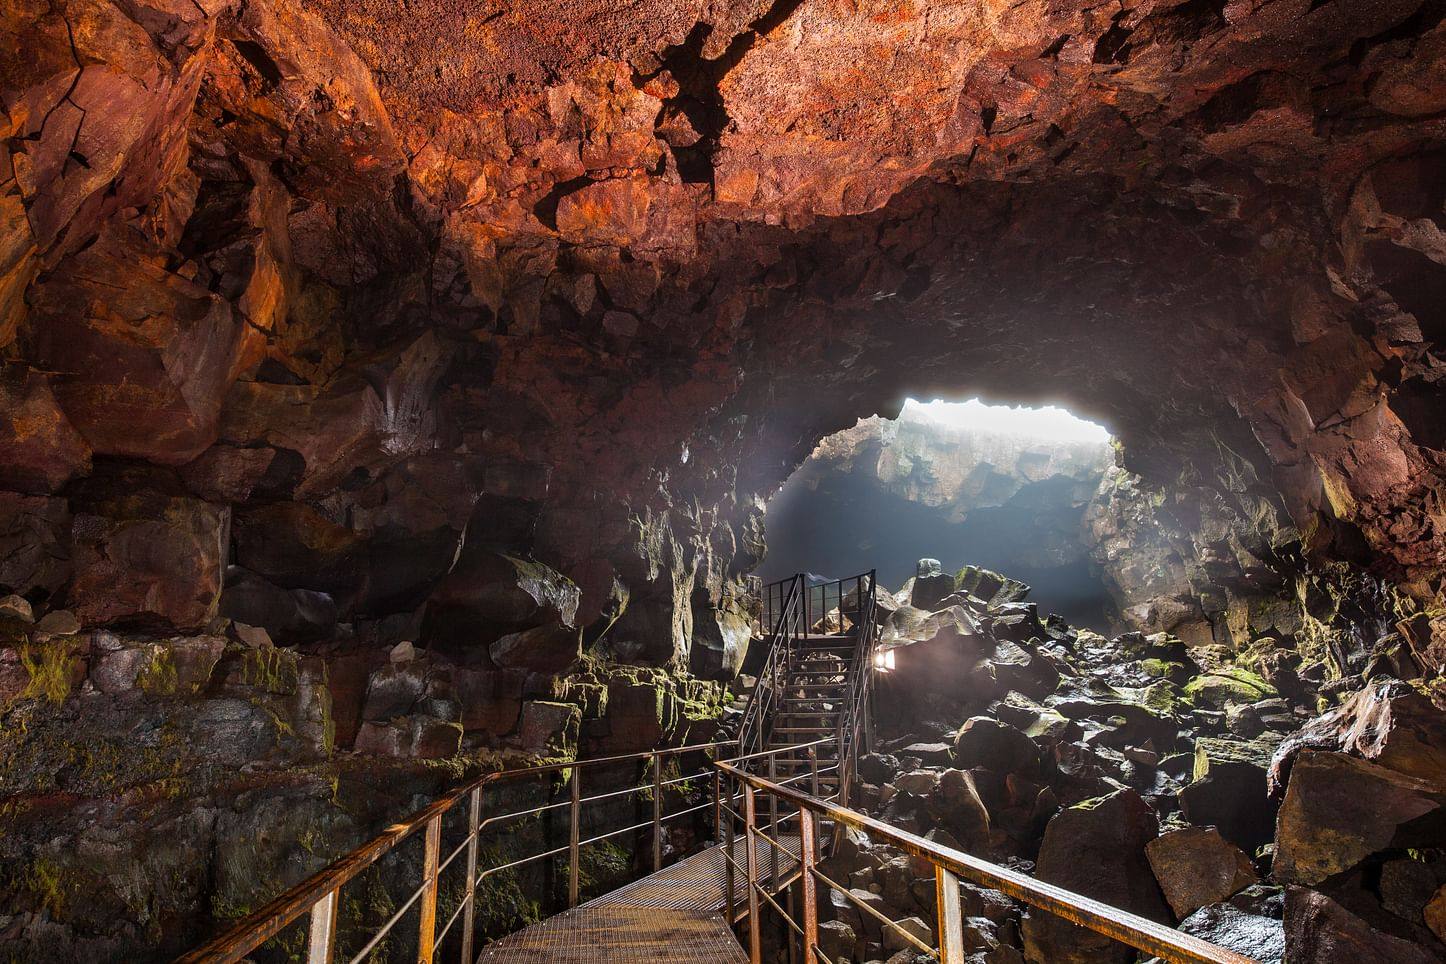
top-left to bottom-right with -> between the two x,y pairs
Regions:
738,571 -> 879,806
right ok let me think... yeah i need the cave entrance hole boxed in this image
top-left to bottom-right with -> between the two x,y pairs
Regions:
759,397 -> 1119,631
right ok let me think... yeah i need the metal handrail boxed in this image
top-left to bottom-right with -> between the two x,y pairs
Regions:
712,761 -> 1260,964
177,736 -> 833,964
739,573 -> 804,762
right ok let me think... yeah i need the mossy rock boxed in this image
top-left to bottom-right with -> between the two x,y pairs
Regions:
1183,667 -> 1276,708
1139,680 -> 1193,716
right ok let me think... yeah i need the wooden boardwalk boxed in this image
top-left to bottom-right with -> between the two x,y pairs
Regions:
476,834 -> 801,963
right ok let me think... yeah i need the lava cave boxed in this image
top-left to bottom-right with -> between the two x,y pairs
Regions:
2,0 -> 1446,961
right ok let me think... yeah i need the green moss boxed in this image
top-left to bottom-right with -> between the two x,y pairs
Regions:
137,647 -> 179,697
239,647 -> 300,695
17,641 -> 78,705
25,857 -> 65,917
1183,666 -> 1276,707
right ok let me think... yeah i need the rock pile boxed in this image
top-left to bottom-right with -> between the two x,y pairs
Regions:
814,561 -> 1446,963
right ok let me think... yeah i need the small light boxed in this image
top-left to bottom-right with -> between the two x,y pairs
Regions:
873,650 -> 896,671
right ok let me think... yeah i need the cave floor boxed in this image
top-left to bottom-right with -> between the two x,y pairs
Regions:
476,834 -> 800,962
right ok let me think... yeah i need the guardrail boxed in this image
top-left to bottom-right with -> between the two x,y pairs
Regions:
711,760 -> 1261,964
177,737 -> 835,964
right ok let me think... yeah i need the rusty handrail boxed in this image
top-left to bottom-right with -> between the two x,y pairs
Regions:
177,736 -> 837,963
713,760 -> 1260,964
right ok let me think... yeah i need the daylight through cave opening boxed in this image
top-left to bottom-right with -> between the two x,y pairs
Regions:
760,397 -> 1120,631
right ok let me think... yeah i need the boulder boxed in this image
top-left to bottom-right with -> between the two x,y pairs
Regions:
1283,886 -> 1441,964
425,550 -> 580,651
232,502 -> 366,599
1269,678 -> 1446,795
517,700 -> 580,757
454,667 -> 526,737
0,492 -> 72,597
0,595 -> 31,621
1274,751 -> 1445,886
911,559 -> 955,611
219,566 -> 339,643
0,365 -> 91,493
1178,737 -> 1277,853
68,495 -> 229,632
1145,827 -> 1257,918
1427,886 -> 1446,943
936,768 -> 992,838
816,919 -> 857,962
488,621 -> 582,673
1183,666 -> 1277,708
894,770 -> 941,796
1021,789 -> 1170,964
954,717 -> 1041,775
1175,902 -> 1284,964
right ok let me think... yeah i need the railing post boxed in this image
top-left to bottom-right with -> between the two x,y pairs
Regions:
724,775 -> 737,925
461,785 -> 481,962
744,783 -> 762,964
418,814 -> 441,964
800,809 -> 819,964
767,754 -> 780,885
808,747 -> 819,798
305,889 -> 338,964
935,865 -> 965,964
652,750 -> 663,873
569,766 -> 582,907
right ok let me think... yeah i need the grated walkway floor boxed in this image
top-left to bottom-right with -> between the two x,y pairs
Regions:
476,834 -> 801,963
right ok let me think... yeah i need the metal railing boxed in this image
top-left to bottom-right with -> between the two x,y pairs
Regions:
712,761 -> 1261,964
177,737 -> 833,964
739,573 -> 805,762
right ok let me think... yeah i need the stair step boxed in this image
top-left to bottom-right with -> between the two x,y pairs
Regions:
772,726 -> 836,734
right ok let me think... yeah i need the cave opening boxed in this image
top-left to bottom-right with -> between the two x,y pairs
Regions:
760,397 -> 1119,630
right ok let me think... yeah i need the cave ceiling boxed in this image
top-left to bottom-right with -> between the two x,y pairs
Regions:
3,0 -> 1446,630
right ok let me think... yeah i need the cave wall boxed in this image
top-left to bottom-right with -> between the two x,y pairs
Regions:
1,0 -> 1446,957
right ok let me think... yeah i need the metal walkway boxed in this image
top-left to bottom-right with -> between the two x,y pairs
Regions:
476,835 -> 801,963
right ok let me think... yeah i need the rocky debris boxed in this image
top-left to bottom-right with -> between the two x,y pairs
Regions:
845,563 -> 1446,962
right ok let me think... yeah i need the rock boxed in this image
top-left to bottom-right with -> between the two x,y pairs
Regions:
1283,886 -> 1441,964
1274,751 -> 1445,886
1022,789 -> 1170,964
1178,737 -> 1277,853
517,700 -> 580,757
1145,827 -> 1258,918
231,622 -> 273,649
1426,886 -> 1446,943
219,567 -> 338,644
954,717 -> 1041,775
816,919 -> 857,962
0,492 -> 72,598
488,621 -> 582,672
425,550 -> 580,650
354,716 -> 462,759
1183,667 -> 1277,708
68,494 -> 229,632
0,595 -> 33,622
883,915 -> 932,952
389,640 -> 416,664
232,502 -> 365,600
936,768 -> 992,838
0,365 -> 92,493
362,662 -> 428,720
32,609 -> 80,639
900,741 -> 954,765
1380,858 -> 1441,923
1269,678 -> 1446,794
894,770 -> 940,796
454,667 -> 525,737
911,558 -> 955,610
1174,902 -> 1284,964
